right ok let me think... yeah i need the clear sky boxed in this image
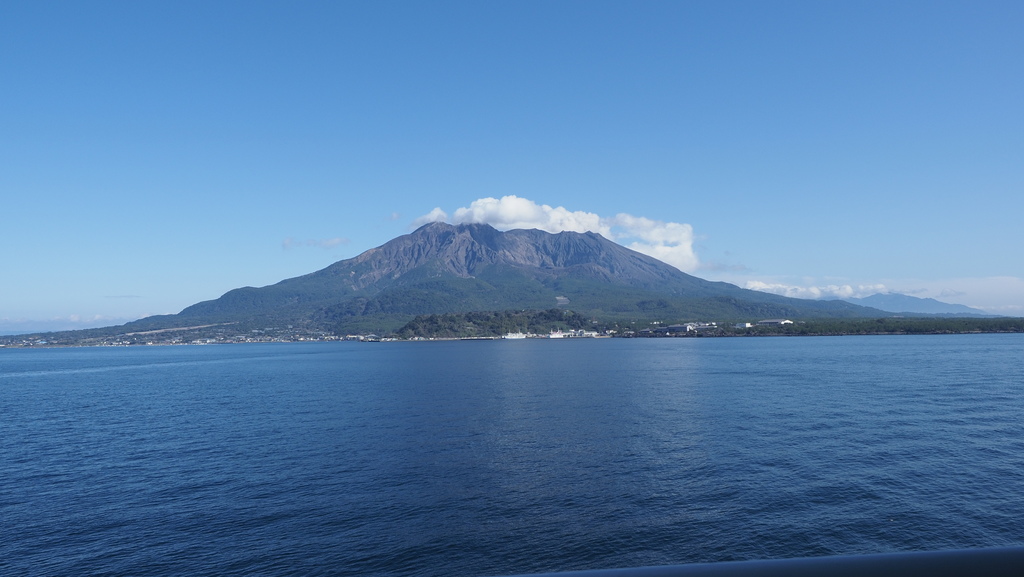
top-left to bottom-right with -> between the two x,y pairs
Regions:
3,1 -> 1022,333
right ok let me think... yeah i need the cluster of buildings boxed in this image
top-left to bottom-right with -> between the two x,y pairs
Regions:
2,318 -> 801,348
734,319 -> 794,329
623,319 -> 795,338
502,329 -> 603,339
0,326 -> 347,348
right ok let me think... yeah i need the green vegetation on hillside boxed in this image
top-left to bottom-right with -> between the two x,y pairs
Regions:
728,317 -> 1024,336
397,312 -> 1024,339
2,312 -> 1020,347
394,313 -> 1024,340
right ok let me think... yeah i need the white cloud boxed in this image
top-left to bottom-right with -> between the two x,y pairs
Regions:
0,314 -> 138,335
451,196 -> 609,236
411,207 -> 449,227
745,281 -> 889,300
282,237 -> 349,250
413,199 -> 1024,313
609,214 -> 698,272
743,276 -> 1024,315
925,276 -> 1024,314
415,195 -> 699,272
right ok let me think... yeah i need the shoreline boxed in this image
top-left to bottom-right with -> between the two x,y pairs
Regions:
3,326 -> 1021,349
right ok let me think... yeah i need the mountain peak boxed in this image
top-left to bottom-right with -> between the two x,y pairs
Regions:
159,223 -> 877,333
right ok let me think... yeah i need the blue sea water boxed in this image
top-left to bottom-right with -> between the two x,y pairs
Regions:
1,334 -> 1023,576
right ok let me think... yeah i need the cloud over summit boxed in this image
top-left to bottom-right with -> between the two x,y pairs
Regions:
415,196 -> 699,272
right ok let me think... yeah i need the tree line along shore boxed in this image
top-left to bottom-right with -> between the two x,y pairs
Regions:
3,311 -> 1021,347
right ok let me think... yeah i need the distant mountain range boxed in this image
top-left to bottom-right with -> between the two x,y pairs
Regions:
840,293 -> 994,317
107,222 -> 885,335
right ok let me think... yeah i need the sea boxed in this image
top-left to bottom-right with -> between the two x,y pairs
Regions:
2,334 -> 1023,576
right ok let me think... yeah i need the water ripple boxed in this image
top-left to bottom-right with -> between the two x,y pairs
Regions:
2,336 -> 1022,576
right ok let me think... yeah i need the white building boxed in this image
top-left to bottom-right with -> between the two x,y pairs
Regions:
757,319 -> 794,326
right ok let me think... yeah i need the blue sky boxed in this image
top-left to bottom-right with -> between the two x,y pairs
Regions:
3,1 -> 1022,333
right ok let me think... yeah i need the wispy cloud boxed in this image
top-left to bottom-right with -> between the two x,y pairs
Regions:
0,314 -> 139,335
414,195 -> 699,272
282,237 -> 350,250
413,208 -> 449,227
745,281 -> 888,300
744,276 -> 1024,315
930,276 -> 1024,314
413,198 -> 1024,314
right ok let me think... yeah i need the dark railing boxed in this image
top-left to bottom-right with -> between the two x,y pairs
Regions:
493,547 -> 1024,577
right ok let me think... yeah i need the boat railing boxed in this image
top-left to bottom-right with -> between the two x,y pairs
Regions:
490,546 -> 1024,577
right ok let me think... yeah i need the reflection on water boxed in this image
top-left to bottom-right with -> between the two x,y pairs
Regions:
2,335 -> 1022,576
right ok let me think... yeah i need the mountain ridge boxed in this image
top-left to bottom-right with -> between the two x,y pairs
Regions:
841,293 -> 994,317
122,222 -> 878,333
57,222 -> 892,336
